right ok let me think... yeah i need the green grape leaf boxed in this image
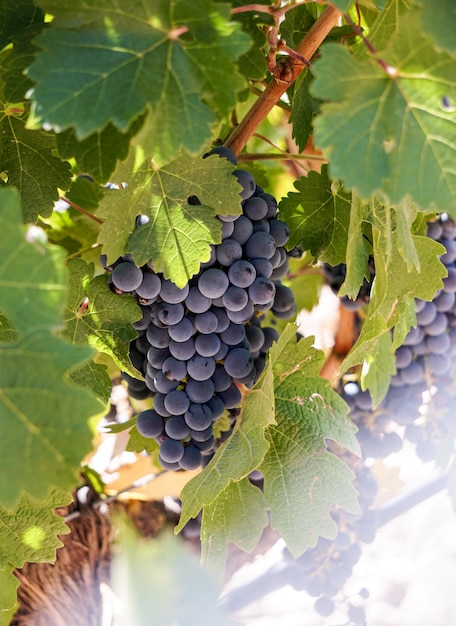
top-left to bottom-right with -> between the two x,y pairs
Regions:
261,371 -> 360,556
0,188 -> 67,335
0,105 -> 72,222
27,0 -> 249,162
417,0 -> 456,54
0,489 -> 71,570
0,191 -> 100,507
343,226 -> 447,372
312,11 -> 456,212
0,564 -> 19,626
289,70 -> 321,152
0,331 -> 99,508
279,165 -> 352,263
176,357 -> 275,532
360,330 -> 395,406
201,478 -> 269,575
112,530 -> 236,626
56,117 -> 145,184
62,258 -> 142,377
97,150 -> 242,288
68,359 -> 112,405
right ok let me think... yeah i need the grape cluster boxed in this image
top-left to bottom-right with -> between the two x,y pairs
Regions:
103,146 -> 294,470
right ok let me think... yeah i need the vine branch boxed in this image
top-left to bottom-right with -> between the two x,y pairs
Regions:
224,5 -> 341,156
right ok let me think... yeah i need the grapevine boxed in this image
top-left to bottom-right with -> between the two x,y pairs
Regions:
1,1 -> 456,625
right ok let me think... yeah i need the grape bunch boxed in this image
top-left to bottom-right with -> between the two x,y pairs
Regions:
102,146 -> 294,470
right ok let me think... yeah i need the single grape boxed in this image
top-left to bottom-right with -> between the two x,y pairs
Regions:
159,278 -> 189,304
165,415 -> 191,439
160,438 -> 185,463
194,310 -> 219,334
187,355 -> 216,381
243,196 -> 268,220
223,285 -> 249,312
216,239 -> 243,266
185,378 -> 215,403
111,262 -> 143,292
231,215 -> 254,245
244,231 -> 276,260
136,409 -> 164,438
228,260 -> 256,288
185,286 -> 211,313
136,271 -> 161,299
194,333 -> 221,357
248,277 -> 276,305
224,347 -> 254,379
168,317 -> 194,342
162,356 -> 187,381
198,268 -> 229,299
233,169 -> 256,200
184,403 -> 213,431
157,302 -> 184,326
179,445 -> 203,470
164,389 -> 190,416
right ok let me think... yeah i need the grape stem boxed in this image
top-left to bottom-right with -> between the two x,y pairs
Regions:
60,196 -> 104,224
224,5 -> 341,156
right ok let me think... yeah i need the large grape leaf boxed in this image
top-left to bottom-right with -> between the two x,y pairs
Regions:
261,374 -> 360,556
257,329 -> 360,556
201,478 -> 269,574
28,0 -> 250,162
0,189 -> 101,507
176,355 -> 275,531
0,331 -> 99,508
97,150 -> 243,288
279,165 -> 352,264
417,0 -> 456,54
0,103 -> 72,222
62,258 -> 142,377
312,10 -> 456,212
